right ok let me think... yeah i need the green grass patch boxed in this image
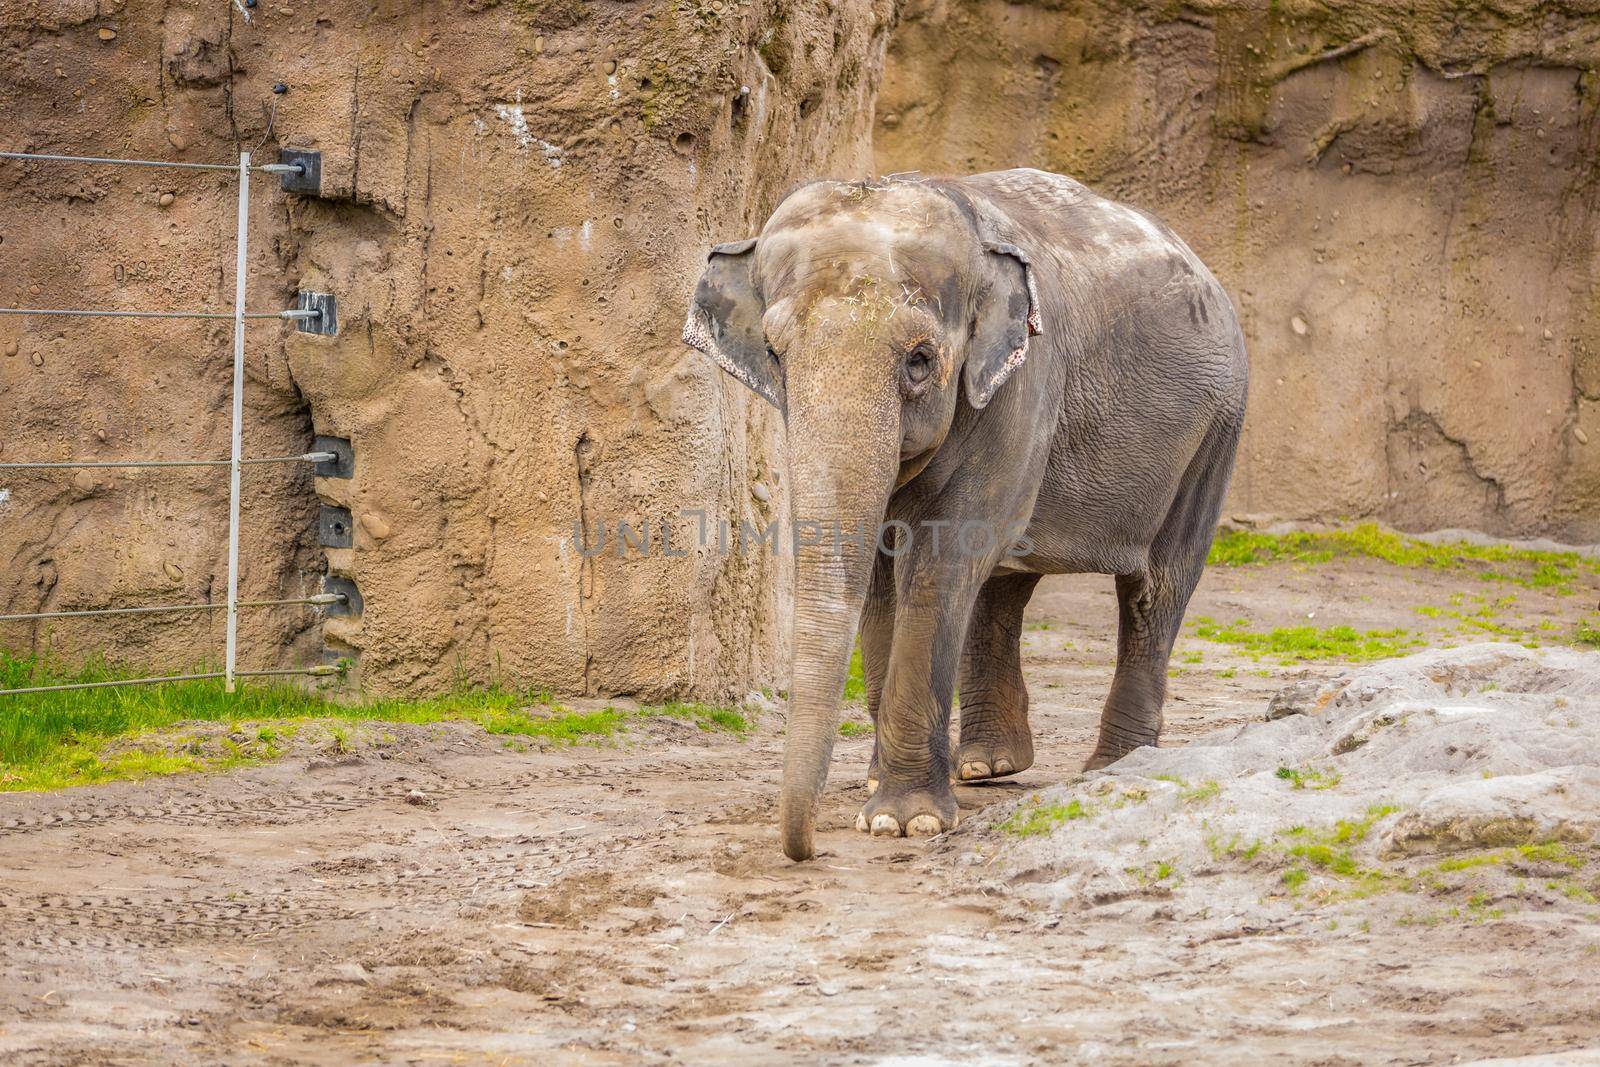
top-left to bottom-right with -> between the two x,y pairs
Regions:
1206,833 -> 1264,861
1192,617 -> 1423,663
1334,804 -> 1402,841
1124,859 -> 1179,885
1410,595 -> 1550,645
1275,765 -> 1343,790
1001,797 -> 1091,837
642,701 -> 750,737
1286,841 -> 1359,876
0,651 -> 748,792
1277,806 -> 1401,877
1551,880 -> 1599,904
1575,619 -> 1600,648
839,720 -> 872,738
1266,814 -> 1597,909
1208,523 -> 1598,594
1518,841 -> 1588,868
845,643 -> 866,701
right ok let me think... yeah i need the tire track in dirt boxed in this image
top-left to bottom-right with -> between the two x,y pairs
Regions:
0,756 -> 730,838
0,747 -> 786,953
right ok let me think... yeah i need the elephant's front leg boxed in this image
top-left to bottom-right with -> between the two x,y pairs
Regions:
856,555 -> 987,838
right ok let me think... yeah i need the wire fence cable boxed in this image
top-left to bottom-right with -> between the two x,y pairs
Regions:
0,150 -> 303,175
0,451 -> 335,472
0,307 -> 319,321
1,664 -> 345,698
0,147 -> 343,699
0,594 -> 347,624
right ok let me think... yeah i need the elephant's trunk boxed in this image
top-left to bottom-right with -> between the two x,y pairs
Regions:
778,409 -> 898,862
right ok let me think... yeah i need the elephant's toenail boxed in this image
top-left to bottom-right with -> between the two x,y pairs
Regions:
870,814 -> 901,836
994,757 -> 1014,775
906,814 -> 943,837
961,761 -> 990,780
855,811 -> 869,833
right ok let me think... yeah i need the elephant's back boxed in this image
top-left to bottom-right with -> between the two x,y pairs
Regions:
957,168 -> 1246,399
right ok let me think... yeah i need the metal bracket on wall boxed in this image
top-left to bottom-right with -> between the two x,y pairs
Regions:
318,505 -> 354,548
323,576 -> 363,618
277,149 -> 321,195
295,291 -> 337,336
312,436 -> 354,479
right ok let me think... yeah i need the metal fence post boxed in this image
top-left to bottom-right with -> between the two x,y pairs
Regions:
225,152 -> 250,693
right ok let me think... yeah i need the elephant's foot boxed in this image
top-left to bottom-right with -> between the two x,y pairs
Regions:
1084,730 -> 1157,771
853,784 -> 959,838
954,736 -> 1034,783
866,750 -> 879,796
955,705 -> 1034,783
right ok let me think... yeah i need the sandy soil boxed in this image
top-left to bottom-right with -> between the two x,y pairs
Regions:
2,556 -> 1598,1065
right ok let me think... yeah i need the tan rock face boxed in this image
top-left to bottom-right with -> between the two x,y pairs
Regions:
0,0 -> 891,695
3,0 -> 1597,695
874,0 -> 1600,540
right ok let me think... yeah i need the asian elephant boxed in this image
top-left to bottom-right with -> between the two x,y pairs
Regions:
683,168 -> 1248,862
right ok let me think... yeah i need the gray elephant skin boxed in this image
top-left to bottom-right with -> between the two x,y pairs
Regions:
683,168 -> 1248,861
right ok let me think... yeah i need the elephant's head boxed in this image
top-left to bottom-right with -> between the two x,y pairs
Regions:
682,178 -> 1041,861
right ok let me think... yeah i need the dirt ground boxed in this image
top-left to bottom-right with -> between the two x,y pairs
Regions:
3,555 -> 1599,1065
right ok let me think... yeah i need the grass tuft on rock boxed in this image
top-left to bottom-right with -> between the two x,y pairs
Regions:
1001,797 -> 1092,836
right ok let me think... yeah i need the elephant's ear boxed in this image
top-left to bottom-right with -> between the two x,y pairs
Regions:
682,238 -> 784,411
964,240 -> 1042,409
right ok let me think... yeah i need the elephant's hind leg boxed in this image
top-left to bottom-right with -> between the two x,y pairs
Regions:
1085,569 -> 1183,769
1087,418 -> 1240,770
956,573 -> 1042,782
861,548 -> 896,795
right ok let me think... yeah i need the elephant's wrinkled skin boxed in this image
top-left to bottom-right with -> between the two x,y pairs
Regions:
684,169 -> 1248,861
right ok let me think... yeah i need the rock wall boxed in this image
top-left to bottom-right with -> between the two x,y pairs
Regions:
875,0 -> 1600,540
5,0 -> 1600,696
1,0 -> 893,696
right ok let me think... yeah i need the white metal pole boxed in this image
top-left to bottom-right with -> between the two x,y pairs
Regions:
225,151 -> 250,693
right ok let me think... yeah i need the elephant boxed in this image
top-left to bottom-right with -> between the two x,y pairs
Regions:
683,168 -> 1248,861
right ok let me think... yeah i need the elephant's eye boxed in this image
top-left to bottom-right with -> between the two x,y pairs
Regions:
905,343 -> 934,385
